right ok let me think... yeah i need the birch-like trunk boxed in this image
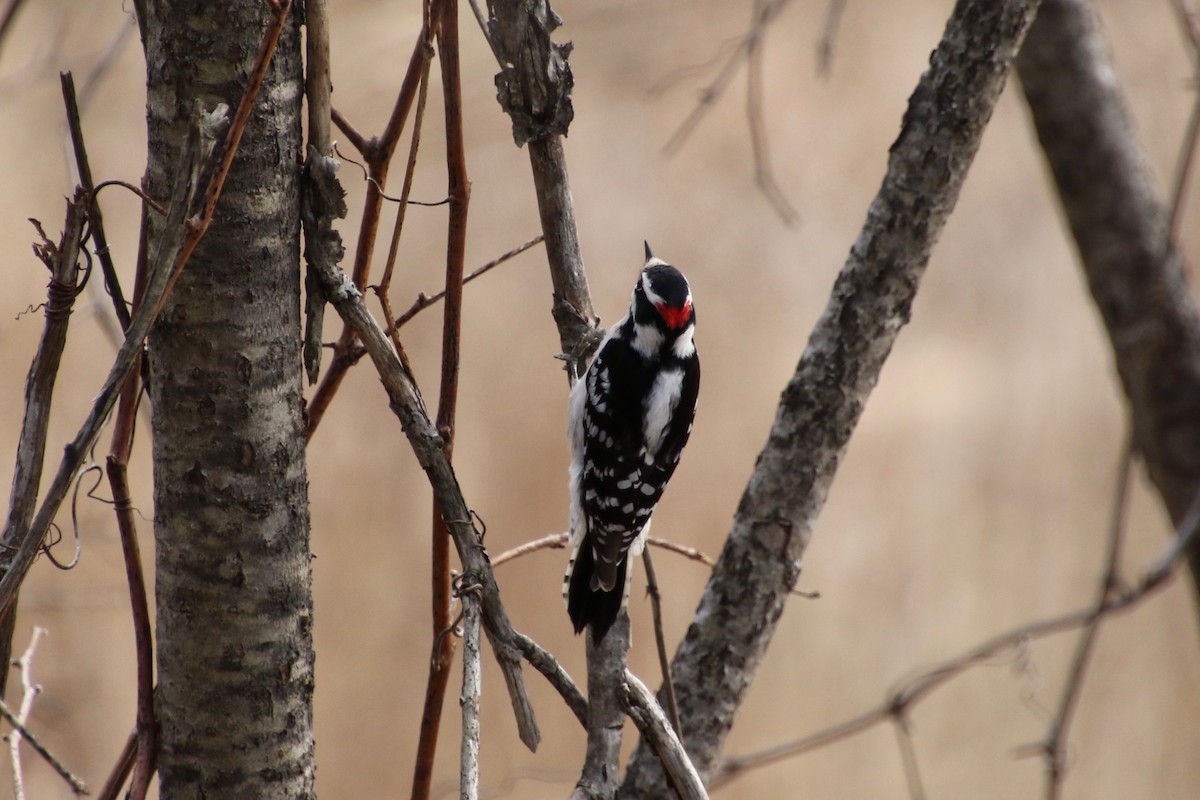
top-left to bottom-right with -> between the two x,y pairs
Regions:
142,1 -> 314,796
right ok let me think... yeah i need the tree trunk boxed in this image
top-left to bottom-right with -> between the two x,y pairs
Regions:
142,1 -> 314,796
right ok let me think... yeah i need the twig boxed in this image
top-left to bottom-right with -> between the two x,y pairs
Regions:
311,248 -> 541,752
658,0 -> 798,222
459,578 -> 483,800
642,549 -> 682,739
62,71 -> 130,331
96,730 -> 136,800
305,2 -> 444,439
7,627 -> 44,800
413,2 -> 472,795
0,690 -> 87,795
745,0 -> 798,224
1039,439 -> 1133,798
392,235 -> 544,328
622,670 -> 708,800
0,191 -> 87,692
893,715 -> 926,800
0,0 -> 291,633
512,631 -> 587,727
105,459 -> 156,799
709,484 -> 1200,791
490,532 -> 568,567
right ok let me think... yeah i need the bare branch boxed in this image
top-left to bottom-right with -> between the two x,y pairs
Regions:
459,579 -> 483,800
1040,439 -> 1133,798
0,628 -> 87,796
622,670 -> 708,800
710,482 -> 1200,791
1017,0 -> 1200,603
310,245 -> 541,752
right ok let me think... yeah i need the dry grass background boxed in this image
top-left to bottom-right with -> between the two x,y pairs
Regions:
1,0 -> 1199,797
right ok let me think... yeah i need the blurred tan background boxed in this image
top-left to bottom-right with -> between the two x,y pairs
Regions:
2,0 -> 1199,797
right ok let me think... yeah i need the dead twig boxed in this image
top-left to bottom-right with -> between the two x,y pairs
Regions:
0,628 -> 87,796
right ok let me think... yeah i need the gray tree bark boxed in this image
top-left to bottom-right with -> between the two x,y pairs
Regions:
619,0 -> 1042,794
1016,0 -> 1200,604
142,1 -> 314,796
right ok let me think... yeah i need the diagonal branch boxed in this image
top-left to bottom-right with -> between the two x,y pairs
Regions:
311,250 -> 541,753
1016,0 -> 1200,615
621,0 -> 1042,793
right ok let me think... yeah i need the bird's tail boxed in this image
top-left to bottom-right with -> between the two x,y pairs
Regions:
564,533 -> 629,641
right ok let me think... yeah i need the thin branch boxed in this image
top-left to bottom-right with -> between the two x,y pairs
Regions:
459,579 -> 483,800
512,632 -> 587,727
311,248 -> 541,752
892,715 -> 926,800
96,730 -> 136,800
391,234 -> 544,329
305,4 -> 443,438
105,459 -> 156,799
0,628 -> 86,796
709,485 -> 1200,791
642,550 -> 682,739
62,71 -> 130,331
1040,438 -> 1133,799
0,691 -> 88,796
413,1 -> 472,795
745,0 -> 798,224
622,670 -> 708,800
657,0 -> 799,222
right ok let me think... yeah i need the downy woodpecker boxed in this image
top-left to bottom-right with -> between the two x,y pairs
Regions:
564,243 -> 700,640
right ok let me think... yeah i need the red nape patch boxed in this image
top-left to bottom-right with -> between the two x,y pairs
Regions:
656,300 -> 692,330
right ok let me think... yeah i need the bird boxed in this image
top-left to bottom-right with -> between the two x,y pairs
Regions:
563,242 -> 700,641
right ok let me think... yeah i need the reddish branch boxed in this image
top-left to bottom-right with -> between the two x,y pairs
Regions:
305,2 -> 444,439
412,1 -> 471,797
